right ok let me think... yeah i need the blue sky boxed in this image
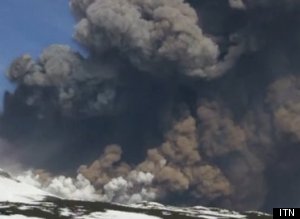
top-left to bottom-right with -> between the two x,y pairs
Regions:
0,0 -> 82,104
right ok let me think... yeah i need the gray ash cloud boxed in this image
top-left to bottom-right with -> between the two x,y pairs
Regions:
2,0 -> 300,212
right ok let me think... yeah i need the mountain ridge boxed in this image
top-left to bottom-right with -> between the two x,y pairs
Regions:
0,169 -> 272,219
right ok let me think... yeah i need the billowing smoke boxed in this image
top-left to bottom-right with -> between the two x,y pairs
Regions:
72,0 -> 219,78
2,0 -> 300,213
16,169 -> 155,203
70,0 -> 245,78
17,170 -> 101,201
8,45 -> 122,118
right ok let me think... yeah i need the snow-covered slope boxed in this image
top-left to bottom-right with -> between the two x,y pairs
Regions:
0,172 -> 51,204
0,169 -> 272,219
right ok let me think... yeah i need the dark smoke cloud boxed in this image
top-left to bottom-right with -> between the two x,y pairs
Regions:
8,45 -> 122,118
70,0 -> 246,78
3,0 -> 300,213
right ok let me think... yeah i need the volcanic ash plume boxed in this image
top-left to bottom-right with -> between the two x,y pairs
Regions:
8,45 -> 122,118
70,0 -> 245,78
3,0 -> 300,213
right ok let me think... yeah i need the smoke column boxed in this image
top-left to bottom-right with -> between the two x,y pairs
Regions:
2,0 -> 300,212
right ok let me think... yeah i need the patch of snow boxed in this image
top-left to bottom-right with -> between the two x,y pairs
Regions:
79,210 -> 162,219
17,206 -> 34,211
128,202 -> 247,219
195,209 -> 246,219
60,208 -> 75,217
0,215 -> 42,219
246,211 -> 272,216
0,174 -> 50,204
